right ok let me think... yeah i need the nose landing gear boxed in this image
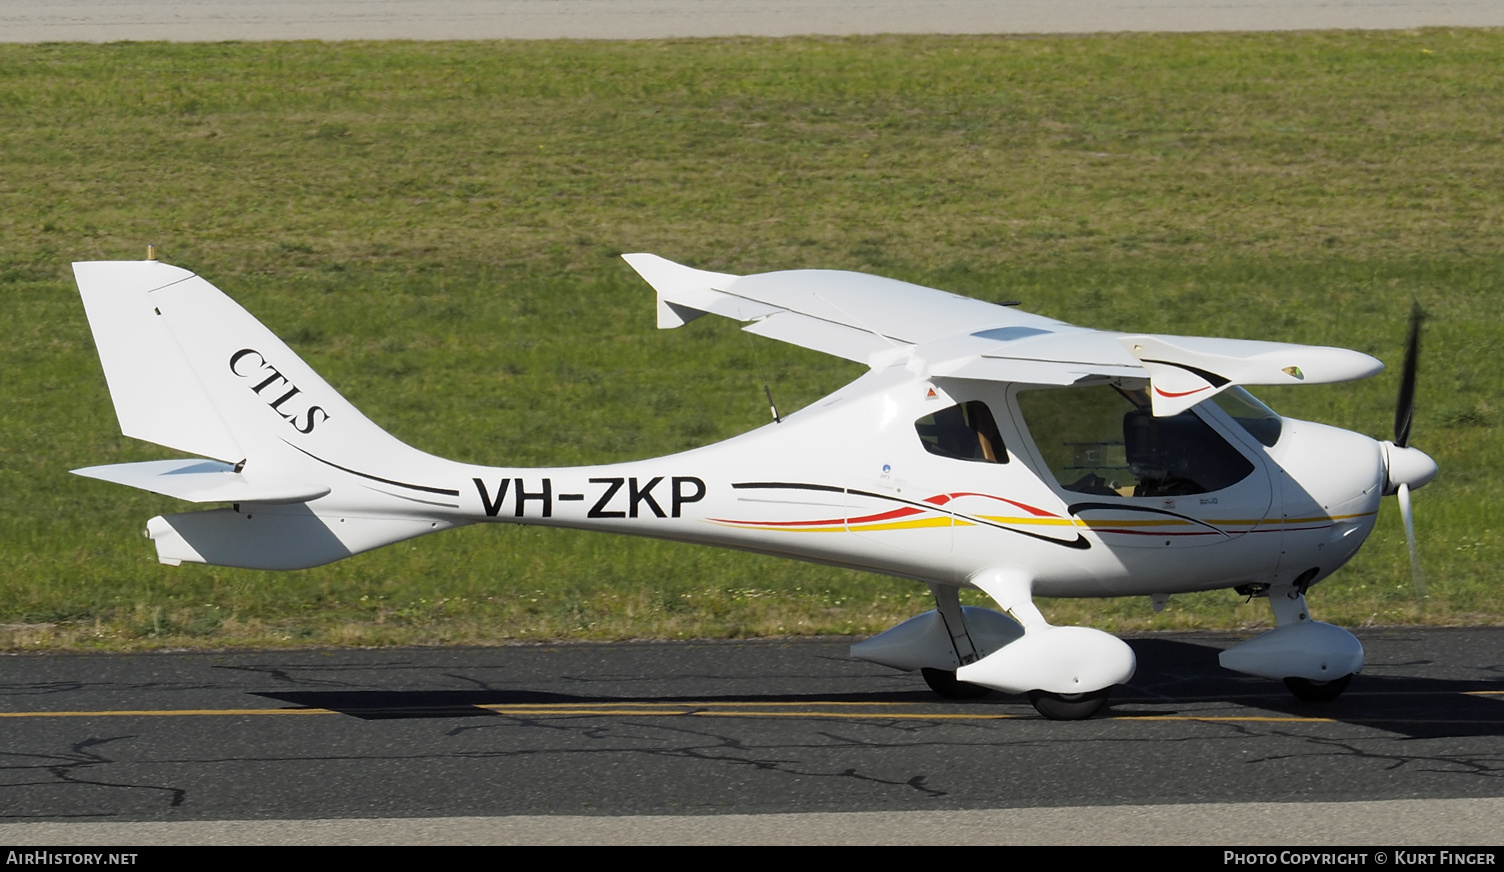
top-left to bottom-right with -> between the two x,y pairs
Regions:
1283,674 -> 1353,702
1027,688 -> 1113,720
1220,582 -> 1362,702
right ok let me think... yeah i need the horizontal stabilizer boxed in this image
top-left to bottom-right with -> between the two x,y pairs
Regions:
73,459 -> 331,504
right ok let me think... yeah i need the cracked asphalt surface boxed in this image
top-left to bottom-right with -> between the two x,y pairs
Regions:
1,630 -> 1501,830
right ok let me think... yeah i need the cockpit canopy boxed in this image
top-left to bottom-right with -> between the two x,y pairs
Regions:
910,382 -> 1282,499
1016,383 -> 1268,498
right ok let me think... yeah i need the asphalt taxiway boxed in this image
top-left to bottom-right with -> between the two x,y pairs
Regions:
1,630 -> 1501,843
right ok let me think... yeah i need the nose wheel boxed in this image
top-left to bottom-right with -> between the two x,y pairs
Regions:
1283,674 -> 1353,702
1027,687 -> 1112,720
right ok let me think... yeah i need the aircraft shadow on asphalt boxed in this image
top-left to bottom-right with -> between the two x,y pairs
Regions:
1117,637 -> 1504,740
250,638 -> 1504,740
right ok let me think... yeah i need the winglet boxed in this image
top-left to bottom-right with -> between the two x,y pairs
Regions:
622,253 -> 739,329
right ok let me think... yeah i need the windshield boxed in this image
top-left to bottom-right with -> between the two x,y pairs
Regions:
1208,386 -> 1282,447
1016,383 -> 1255,498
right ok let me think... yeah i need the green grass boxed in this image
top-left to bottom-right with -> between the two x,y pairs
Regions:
1,31 -> 1501,649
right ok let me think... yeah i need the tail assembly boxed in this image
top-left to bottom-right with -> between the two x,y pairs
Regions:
73,258 -> 467,569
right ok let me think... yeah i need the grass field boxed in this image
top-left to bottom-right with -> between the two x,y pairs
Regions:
1,31 -> 1501,649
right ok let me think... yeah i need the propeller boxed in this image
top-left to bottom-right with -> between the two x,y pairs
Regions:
1394,301 -> 1421,451
1385,302 -> 1433,599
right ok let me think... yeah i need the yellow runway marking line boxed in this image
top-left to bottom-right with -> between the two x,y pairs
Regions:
1125,715 -> 1337,723
0,708 -> 336,718
0,704 -> 996,720
483,706 -> 1025,720
0,706 -> 1353,724
492,700 -> 928,707
1,703 -> 1496,726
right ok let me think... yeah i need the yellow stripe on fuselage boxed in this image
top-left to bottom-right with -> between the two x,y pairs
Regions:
848,517 -> 956,532
711,509 -> 1377,535
975,515 -> 1081,527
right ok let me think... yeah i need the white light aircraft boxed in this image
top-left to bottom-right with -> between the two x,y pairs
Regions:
72,252 -> 1437,719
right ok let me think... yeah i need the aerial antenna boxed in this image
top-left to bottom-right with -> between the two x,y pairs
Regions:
742,328 -> 781,424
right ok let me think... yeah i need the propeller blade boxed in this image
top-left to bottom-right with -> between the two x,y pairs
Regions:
1394,301 -> 1422,448
1397,482 -> 1426,599
1392,303 -> 1425,601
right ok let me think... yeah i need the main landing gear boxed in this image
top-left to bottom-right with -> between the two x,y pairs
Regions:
849,572 -> 1136,720
920,667 -> 992,700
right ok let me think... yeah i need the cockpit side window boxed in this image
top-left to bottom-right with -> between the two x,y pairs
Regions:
915,401 -> 1009,464
1017,384 -> 1254,497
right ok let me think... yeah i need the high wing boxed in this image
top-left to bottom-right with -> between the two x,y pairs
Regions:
624,254 -> 1383,415
624,252 -> 1067,363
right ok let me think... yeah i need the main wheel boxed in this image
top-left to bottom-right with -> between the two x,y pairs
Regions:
921,667 -> 992,699
1283,674 -> 1353,702
1027,687 -> 1111,720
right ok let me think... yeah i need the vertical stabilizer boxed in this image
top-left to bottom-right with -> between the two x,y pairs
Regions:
74,261 -> 244,462
73,259 -> 467,570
